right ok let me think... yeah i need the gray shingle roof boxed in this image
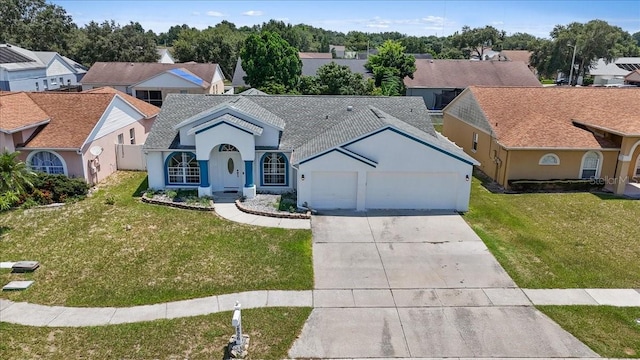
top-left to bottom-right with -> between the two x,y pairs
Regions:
145,94 -> 474,164
190,114 -> 263,135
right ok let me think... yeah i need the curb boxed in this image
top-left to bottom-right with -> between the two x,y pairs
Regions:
141,194 -> 215,211
235,200 -> 311,219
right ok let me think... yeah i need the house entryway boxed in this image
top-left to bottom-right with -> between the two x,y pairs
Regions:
218,144 -> 243,192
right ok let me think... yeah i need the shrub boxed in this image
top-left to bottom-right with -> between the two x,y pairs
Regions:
145,188 -> 155,197
278,191 -> 297,212
166,190 -> 178,200
30,174 -> 89,203
508,179 -> 603,192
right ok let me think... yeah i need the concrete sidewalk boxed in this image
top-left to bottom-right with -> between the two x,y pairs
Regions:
2,288 -> 639,327
214,202 -> 310,229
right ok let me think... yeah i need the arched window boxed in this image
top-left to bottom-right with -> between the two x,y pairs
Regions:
219,144 -> 238,152
166,152 -> 200,184
539,153 -> 560,165
580,151 -> 601,179
28,151 -> 66,175
635,156 -> 640,177
261,153 -> 287,186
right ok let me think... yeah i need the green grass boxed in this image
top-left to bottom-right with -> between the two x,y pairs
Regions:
0,172 -> 313,307
538,306 -> 640,358
433,124 -> 443,133
0,307 -> 311,360
464,176 -> 640,288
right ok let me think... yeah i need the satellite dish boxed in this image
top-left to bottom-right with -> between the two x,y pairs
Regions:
90,146 -> 103,157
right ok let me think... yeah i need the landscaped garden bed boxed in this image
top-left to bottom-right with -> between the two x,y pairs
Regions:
141,188 -> 214,211
237,192 -> 311,219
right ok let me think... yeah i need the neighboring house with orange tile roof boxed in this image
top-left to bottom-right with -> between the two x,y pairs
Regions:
442,86 -> 640,195
0,87 -> 159,184
404,59 -> 542,110
81,62 -> 225,107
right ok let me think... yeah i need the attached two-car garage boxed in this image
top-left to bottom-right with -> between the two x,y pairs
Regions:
297,128 -> 478,212
309,170 -> 458,210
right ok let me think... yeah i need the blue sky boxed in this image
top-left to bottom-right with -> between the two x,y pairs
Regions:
53,1 -> 640,38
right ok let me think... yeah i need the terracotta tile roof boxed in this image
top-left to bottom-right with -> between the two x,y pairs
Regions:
22,93 -> 114,148
498,50 -> 532,65
298,52 -> 333,59
465,86 -> 640,148
0,92 -> 49,132
404,59 -> 541,88
83,86 -> 160,118
81,62 -> 220,85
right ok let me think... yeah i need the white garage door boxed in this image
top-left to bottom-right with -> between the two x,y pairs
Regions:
310,171 -> 357,209
365,172 -> 458,210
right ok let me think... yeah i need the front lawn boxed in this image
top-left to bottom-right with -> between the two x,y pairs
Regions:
465,176 -> 640,288
0,172 -> 313,307
538,306 -> 640,358
0,307 -> 311,360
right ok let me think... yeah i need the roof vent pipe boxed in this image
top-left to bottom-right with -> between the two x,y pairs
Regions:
347,105 -> 353,111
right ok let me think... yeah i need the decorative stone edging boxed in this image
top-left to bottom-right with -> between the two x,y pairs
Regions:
235,200 -> 311,219
141,194 -> 215,211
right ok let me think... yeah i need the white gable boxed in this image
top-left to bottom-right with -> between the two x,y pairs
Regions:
134,71 -> 205,89
212,67 -> 224,83
46,56 -> 75,77
84,96 -> 145,145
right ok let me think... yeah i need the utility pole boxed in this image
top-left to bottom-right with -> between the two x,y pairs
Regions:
568,43 -> 578,86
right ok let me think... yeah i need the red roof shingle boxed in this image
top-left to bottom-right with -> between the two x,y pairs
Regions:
0,92 -> 50,132
405,59 -> 541,88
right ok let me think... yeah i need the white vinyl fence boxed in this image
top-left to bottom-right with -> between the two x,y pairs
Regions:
115,144 -> 146,170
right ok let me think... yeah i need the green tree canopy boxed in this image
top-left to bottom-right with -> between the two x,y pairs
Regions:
299,62 -> 374,95
365,40 -> 416,93
450,25 -> 504,59
240,31 -> 302,92
530,20 -> 640,82
173,21 -> 247,78
70,21 -> 158,66
0,0 -> 75,53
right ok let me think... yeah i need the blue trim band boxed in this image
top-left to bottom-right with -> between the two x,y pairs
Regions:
195,121 -> 254,136
244,160 -> 254,187
198,160 -> 209,187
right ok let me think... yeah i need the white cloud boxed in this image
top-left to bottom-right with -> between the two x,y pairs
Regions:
367,23 -> 390,29
242,10 -> 264,16
192,11 -> 200,16
206,11 -> 224,17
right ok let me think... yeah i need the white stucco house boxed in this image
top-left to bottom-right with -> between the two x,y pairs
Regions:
143,93 -> 479,211
0,44 -> 87,91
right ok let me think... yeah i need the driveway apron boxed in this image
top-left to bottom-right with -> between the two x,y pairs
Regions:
288,210 -> 598,359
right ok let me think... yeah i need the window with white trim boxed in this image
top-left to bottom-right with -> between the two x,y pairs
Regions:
581,152 -> 600,179
220,144 -> 238,152
129,128 -> 136,145
117,133 -> 124,144
167,152 -> 200,184
539,153 -> 560,165
262,153 -> 286,185
472,132 -> 478,152
30,151 -> 65,175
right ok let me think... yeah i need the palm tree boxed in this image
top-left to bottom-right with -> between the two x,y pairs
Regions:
0,150 -> 36,195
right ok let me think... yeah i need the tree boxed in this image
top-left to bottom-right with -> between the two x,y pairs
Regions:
157,24 -> 191,47
450,26 -> 504,60
530,20 -> 640,83
173,21 -> 246,78
0,151 -> 35,210
365,40 -> 416,94
70,21 -> 158,66
501,32 -> 540,50
0,0 -> 75,53
299,62 -> 373,95
240,31 -> 302,92
633,31 -> 640,47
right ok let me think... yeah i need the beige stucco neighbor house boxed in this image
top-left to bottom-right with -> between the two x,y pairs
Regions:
442,86 -> 640,195
0,87 -> 159,185
81,62 -> 225,107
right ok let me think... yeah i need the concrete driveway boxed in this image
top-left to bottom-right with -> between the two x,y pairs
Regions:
289,211 -> 598,359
